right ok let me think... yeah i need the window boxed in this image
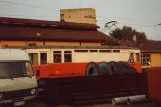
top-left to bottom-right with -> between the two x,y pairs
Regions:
90,50 -> 98,52
64,51 -> 72,63
113,50 -> 120,53
25,62 -> 34,76
40,53 -> 47,64
141,54 -> 151,66
28,53 -> 38,65
74,50 -> 88,52
99,50 -> 112,53
136,53 -> 140,62
53,51 -> 62,63
0,61 -> 34,78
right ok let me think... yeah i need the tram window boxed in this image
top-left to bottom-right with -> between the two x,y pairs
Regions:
74,50 -> 88,52
99,50 -> 112,53
40,53 -> 47,64
64,51 -> 72,63
28,53 -> 38,65
90,50 -> 98,52
113,50 -> 120,53
53,51 -> 62,63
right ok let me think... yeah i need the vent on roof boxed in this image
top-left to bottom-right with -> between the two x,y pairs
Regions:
60,14 -> 65,22
36,33 -> 41,36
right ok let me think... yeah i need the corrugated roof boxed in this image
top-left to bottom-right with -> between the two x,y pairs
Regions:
140,40 -> 161,51
0,25 -> 113,42
0,17 -> 99,29
119,40 -> 161,51
119,40 -> 140,48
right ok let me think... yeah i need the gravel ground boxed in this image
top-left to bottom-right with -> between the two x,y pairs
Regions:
25,101 -> 160,107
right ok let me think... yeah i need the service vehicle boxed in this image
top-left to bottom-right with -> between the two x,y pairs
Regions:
0,49 -> 38,106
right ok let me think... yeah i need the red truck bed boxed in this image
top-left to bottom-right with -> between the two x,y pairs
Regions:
146,67 -> 161,102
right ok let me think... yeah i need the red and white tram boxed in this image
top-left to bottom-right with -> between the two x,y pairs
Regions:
23,45 -> 141,79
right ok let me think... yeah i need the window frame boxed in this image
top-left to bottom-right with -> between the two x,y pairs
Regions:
64,51 -> 72,63
53,51 -> 62,63
40,53 -> 47,65
141,53 -> 151,66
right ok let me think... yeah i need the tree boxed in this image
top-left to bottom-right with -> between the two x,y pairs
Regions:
109,26 -> 147,41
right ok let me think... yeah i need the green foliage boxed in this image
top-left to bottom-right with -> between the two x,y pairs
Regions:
109,26 -> 147,41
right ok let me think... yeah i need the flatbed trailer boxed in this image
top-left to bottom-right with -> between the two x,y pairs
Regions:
146,67 -> 161,105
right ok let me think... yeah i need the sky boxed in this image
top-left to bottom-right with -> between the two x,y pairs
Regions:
0,0 -> 161,40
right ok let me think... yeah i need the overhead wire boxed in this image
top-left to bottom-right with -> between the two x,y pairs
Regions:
97,15 -> 161,24
0,0 -> 160,25
97,20 -> 156,28
0,13 -> 60,21
0,0 -> 60,11
0,0 -> 160,28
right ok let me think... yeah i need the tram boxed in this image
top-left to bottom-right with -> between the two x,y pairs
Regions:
23,45 -> 141,79
24,45 -> 140,65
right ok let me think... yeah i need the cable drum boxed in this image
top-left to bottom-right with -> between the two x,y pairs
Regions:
98,61 -> 113,76
107,61 -> 124,75
117,61 -> 136,74
85,62 -> 99,76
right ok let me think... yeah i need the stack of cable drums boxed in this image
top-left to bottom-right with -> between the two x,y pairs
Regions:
98,61 -> 136,76
85,61 -> 137,76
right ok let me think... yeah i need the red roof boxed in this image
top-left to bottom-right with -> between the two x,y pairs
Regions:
0,17 -> 99,29
140,40 -> 161,51
119,40 -> 140,48
119,40 -> 161,52
0,25 -> 113,42
0,17 -> 115,43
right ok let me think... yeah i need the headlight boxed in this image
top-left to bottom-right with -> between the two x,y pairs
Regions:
31,89 -> 36,95
0,94 -> 3,99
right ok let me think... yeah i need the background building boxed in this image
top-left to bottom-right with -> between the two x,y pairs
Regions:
0,17 -> 114,48
60,8 -> 96,24
119,40 -> 161,68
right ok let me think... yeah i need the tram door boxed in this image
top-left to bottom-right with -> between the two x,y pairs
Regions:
28,53 -> 38,65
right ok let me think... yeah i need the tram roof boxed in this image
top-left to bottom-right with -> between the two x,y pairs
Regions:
22,45 -> 139,50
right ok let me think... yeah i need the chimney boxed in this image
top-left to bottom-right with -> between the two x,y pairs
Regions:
60,14 -> 65,22
132,35 -> 137,42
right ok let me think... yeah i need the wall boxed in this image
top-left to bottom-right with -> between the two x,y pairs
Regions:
0,40 -> 101,47
45,42 -> 80,46
142,53 -> 161,68
81,42 -> 101,46
60,8 -> 96,24
151,53 -> 161,67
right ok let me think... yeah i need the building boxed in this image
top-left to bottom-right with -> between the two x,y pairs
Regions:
140,40 -> 161,68
60,8 -> 96,24
119,40 -> 161,68
0,17 -> 114,48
